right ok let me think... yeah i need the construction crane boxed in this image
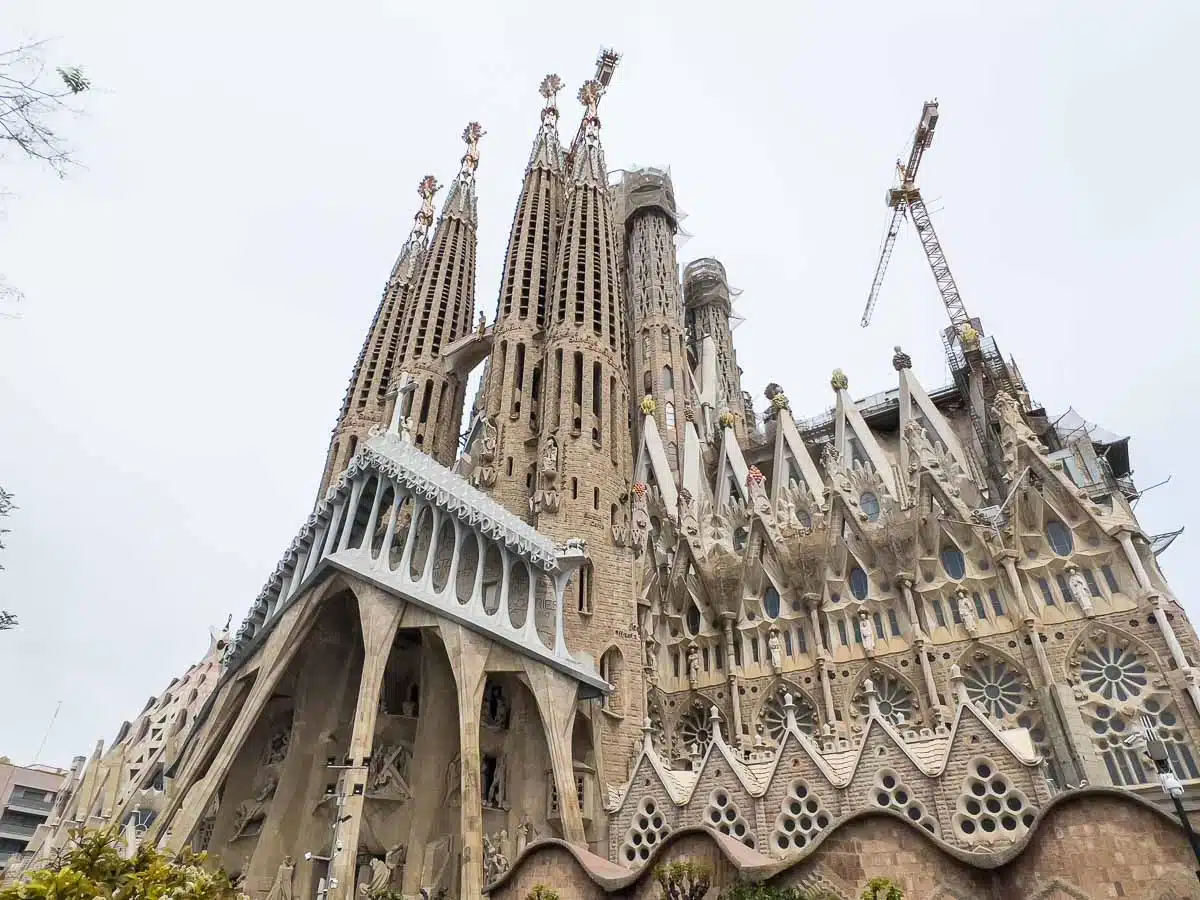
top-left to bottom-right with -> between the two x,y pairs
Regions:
860,100 -> 972,335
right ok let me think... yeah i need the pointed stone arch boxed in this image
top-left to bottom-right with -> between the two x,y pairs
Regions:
849,662 -> 923,728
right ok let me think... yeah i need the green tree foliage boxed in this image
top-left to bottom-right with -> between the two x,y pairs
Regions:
0,827 -> 240,900
524,887 -> 560,900
719,879 -> 836,899
655,861 -> 712,900
860,877 -> 904,900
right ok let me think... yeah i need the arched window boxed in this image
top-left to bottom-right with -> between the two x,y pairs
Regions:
764,586 -> 781,619
941,547 -> 966,580
685,600 -> 702,636
662,365 -> 674,391
577,563 -> 594,614
860,492 -> 880,521
665,402 -> 676,429
1047,521 -> 1074,556
849,567 -> 869,601
661,328 -> 671,352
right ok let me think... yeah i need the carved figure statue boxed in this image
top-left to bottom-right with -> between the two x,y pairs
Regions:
630,482 -> 651,552
687,645 -> 699,689
482,683 -> 511,729
477,311 -> 487,334
541,435 -> 558,474
859,610 -> 876,653
399,416 -> 415,444
443,753 -> 461,808
1066,566 -> 1096,616
956,589 -> 979,638
265,857 -> 295,900
644,639 -> 659,682
485,754 -> 508,809
482,831 -> 511,884
515,814 -> 535,856
746,466 -> 770,516
767,629 -> 783,672
230,769 -> 279,839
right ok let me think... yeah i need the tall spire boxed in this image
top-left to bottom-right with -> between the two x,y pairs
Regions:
316,174 -> 441,498
440,121 -> 484,226
471,77 -> 567,519
393,124 -> 484,463
571,79 -> 608,187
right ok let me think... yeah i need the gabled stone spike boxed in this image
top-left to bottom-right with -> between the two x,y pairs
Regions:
709,705 -> 724,745
864,679 -> 880,718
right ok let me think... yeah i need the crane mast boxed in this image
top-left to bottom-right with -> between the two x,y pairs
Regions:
860,100 -> 972,333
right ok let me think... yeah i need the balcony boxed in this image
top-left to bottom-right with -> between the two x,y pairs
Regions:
0,821 -> 37,841
6,795 -> 53,815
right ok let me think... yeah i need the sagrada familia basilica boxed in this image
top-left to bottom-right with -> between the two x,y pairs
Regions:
10,52 -> 1200,899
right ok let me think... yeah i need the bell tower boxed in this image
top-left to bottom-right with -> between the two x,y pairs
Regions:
394,123 -> 484,464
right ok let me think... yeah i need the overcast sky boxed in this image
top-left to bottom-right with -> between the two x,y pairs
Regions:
1,2 -> 1197,767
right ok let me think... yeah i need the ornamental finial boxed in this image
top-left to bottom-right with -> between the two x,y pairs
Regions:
892,346 -> 912,371
409,175 -> 440,243
458,122 -> 485,181
831,369 -> 849,391
539,74 -> 564,128
578,79 -> 604,141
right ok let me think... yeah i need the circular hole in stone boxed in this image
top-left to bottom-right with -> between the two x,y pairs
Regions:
923,821 -> 936,834
715,790 -> 728,806
976,762 -> 992,778
734,822 -> 746,837
882,774 -> 897,789
985,798 -> 1002,814
795,782 -> 809,798
652,814 -> 663,828
790,800 -> 803,815
637,815 -> 649,829
971,781 -> 987,797
725,807 -> 737,822
800,816 -> 812,830
990,778 -> 1007,795
895,790 -> 909,805
966,799 -> 981,816
876,791 -> 890,807
961,819 -> 976,835
709,810 -> 722,824
1022,813 -> 1036,828
777,835 -> 789,850
805,799 -> 819,814
783,818 -> 795,833
907,805 -> 922,821
639,846 -> 649,860
981,817 -> 997,833
625,848 -> 636,862
646,831 -> 657,845
645,799 -> 656,814
794,834 -> 807,848
817,814 -> 829,828
1006,796 -> 1022,812
1001,816 -> 1016,831
631,832 -> 642,846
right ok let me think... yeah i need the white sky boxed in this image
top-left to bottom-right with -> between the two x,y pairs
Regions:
1,2 -> 1197,767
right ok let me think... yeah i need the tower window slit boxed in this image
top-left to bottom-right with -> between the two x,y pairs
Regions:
572,352 -> 583,434
511,343 -> 526,416
418,381 -> 433,425
592,362 -> 602,444
593,486 -> 600,510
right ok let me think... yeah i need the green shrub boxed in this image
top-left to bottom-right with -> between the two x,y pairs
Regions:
655,861 -> 712,900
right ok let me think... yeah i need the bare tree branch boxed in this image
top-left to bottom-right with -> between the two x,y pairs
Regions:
0,486 -> 15,631
0,40 -> 90,175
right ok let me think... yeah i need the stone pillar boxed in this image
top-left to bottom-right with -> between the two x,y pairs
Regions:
998,551 -> 1036,619
899,579 -> 940,711
807,600 -> 836,726
326,588 -> 404,900
523,663 -> 585,844
439,623 -> 491,900
720,614 -> 742,747
1116,529 -> 1154,590
402,632 -> 459,897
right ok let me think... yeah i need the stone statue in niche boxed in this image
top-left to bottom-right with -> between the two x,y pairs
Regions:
955,589 -> 979,638
1066,566 -> 1096,616
230,768 -> 279,840
264,856 -> 295,900
481,683 -> 511,730
541,435 -> 559,478
767,628 -> 783,672
687,645 -> 699,689
859,610 -> 876,653
483,754 -> 509,810
402,682 -> 420,718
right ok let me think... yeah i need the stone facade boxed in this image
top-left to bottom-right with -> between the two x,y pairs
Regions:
21,53 -> 1199,900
